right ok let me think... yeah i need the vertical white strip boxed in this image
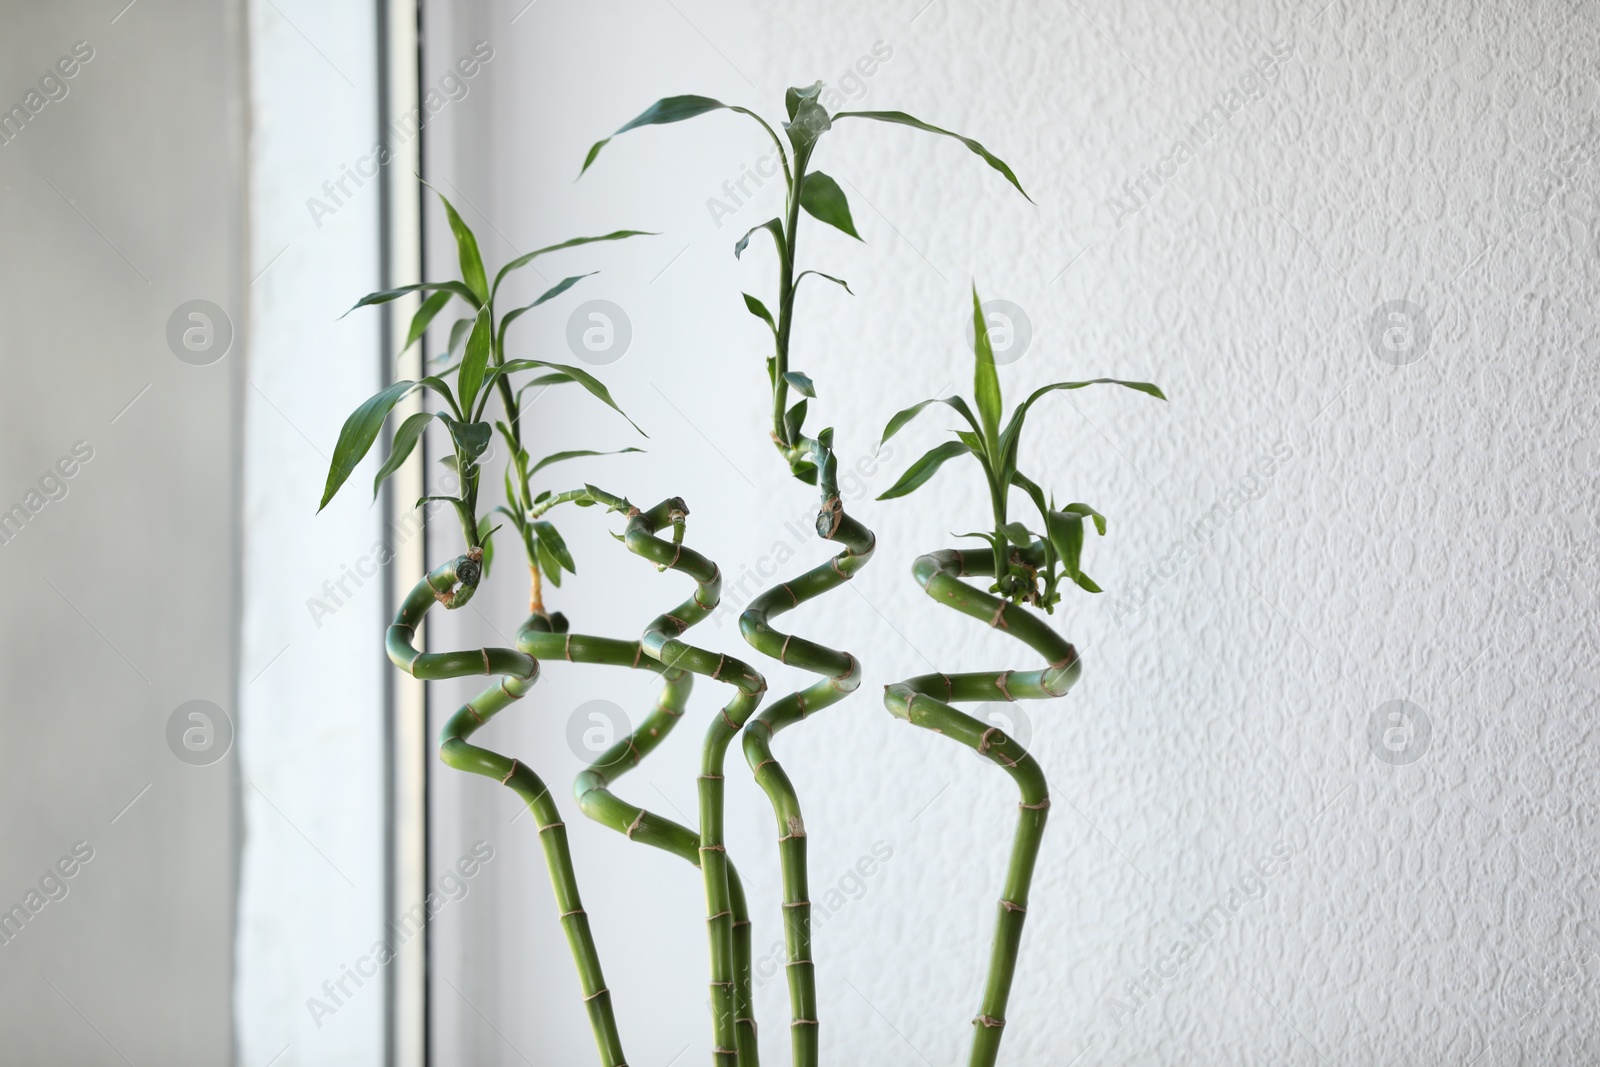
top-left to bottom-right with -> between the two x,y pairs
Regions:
381,0 -> 428,1064
238,2 -> 384,1065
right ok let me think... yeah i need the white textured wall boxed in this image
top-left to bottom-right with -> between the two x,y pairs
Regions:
420,0 -> 1599,1063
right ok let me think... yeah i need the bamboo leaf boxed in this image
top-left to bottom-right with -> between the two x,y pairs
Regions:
785,82 -> 821,121
784,398 -> 808,442
447,317 -> 474,360
527,447 -> 644,477
492,359 -> 645,436
532,520 -> 575,574
428,186 -> 489,303
440,414 -> 492,462
341,280 -> 479,317
879,395 -> 980,445
971,286 -> 1003,453
1000,377 -> 1166,457
1060,501 -> 1107,536
419,375 -> 460,417
535,535 -> 563,587
515,372 -> 574,405
582,95 -> 781,175
799,171 -> 861,240
1002,521 -> 1033,546
783,371 -> 816,398
832,110 -> 1032,202
372,410 -> 437,500
402,291 -> 454,354
735,218 -> 785,260
476,514 -> 498,578
877,440 -> 972,500
491,230 -> 655,299
1046,509 -> 1084,577
498,273 -> 597,352
743,293 -> 776,333
794,270 -> 852,295
456,309 -> 493,417
319,380 -> 416,511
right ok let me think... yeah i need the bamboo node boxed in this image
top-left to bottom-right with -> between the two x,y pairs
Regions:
699,773 -> 724,781
975,1014 -> 1005,1029
781,900 -> 810,909
479,647 -> 492,674
785,959 -> 813,968
995,670 -> 1015,701
560,908 -> 586,918
778,634 -> 792,664
582,986 -> 609,1001
466,704 -> 483,723
700,844 -> 727,854
1019,797 -> 1051,810
792,1018 -> 819,1027
829,554 -> 849,580
989,602 -> 1009,629
538,821 -> 565,834
500,760 -> 519,785
782,582 -> 798,606
1000,898 -> 1026,913
625,812 -> 645,839
978,727 -> 1004,755
786,814 -> 806,838
631,643 -> 643,669
711,653 -> 727,680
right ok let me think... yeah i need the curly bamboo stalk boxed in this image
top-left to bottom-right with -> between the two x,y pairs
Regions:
602,493 -> 767,1067
738,440 -> 873,1063
880,542 -> 1080,1067
386,552 -> 629,1066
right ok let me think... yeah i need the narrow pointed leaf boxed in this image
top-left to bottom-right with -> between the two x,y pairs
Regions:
491,230 -> 655,298
799,171 -> 861,240
476,514 -> 497,578
743,293 -> 776,333
341,280 -> 479,317
456,309 -> 493,417
492,359 -> 645,436
532,521 -> 575,574
971,286 -> 1003,452
1060,501 -> 1107,536
319,380 -> 416,511
527,447 -> 644,477
833,110 -> 1032,202
498,273 -> 597,352
581,95 -> 729,175
784,398 -> 808,442
794,270 -> 852,295
879,395 -> 980,445
447,317 -> 474,360
426,187 -> 488,302
783,371 -> 816,398
418,375 -> 460,417
877,440 -> 972,500
402,290 -> 454,353
785,82 -> 821,121
1001,377 -> 1166,455
1046,509 -> 1085,577
372,410 -> 437,500
735,218 -> 785,260
535,536 -> 563,587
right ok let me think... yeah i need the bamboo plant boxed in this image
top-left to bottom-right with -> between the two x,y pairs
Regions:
580,82 -> 1029,1063
876,287 -> 1164,1064
318,184 -> 662,1065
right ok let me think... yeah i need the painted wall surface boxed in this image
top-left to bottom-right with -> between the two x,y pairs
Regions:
0,1 -> 243,1063
419,0 -> 1598,1063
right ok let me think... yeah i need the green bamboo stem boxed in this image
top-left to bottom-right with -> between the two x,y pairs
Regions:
612,495 -> 767,1067
738,439 -> 874,1064
516,611 -> 761,1065
386,553 -> 627,1066
880,543 -> 1080,1067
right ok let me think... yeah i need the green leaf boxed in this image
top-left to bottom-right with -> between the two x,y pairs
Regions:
877,440 -> 972,500
371,410 -> 437,500
1002,521 -> 1033,546
535,535 -> 563,587
582,95 -> 733,175
456,309 -> 493,418
784,398 -> 808,442
498,273 -> 597,353
419,375 -> 460,417
832,110 -> 1032,202
799,171 -> 861,240
971,286 -> 1003,453
515,372 -> 574,405
491,359 -> 645,436
743,293 -> 776,333
784,95 -> 831,156
440,414 -> 492,462
783,371 -> 816,398
1046,510 -> 1084,577
794,270 -> 853,295
785,82 -> 821,121
476,514 -> 498,578
879,395 -> 981,446
1060,501 -> 1107,536
735,218 -> 785,260
428,185 -> 489,302
491,230 -> 655,299
1000,377 -> 1166,458
341,280 -> 480,317
318,380 -> 416,511
402,291 -> 454,354
527,447 -> 644,477
447,317 -> 474,360
532,520 -> 575,574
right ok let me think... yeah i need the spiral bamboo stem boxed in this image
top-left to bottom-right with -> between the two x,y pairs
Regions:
881,543 -> 1081,1067
737,440 -> 874,1064
387,552 -> 629,1066
605,494 -> 767,1067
